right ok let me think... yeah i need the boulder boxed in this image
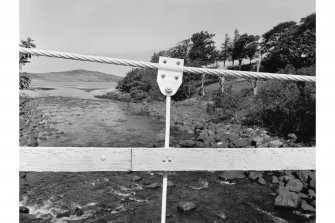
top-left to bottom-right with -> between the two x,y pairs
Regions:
179,140 -> 195,148
74,207 -> 84,216
216,141 -> 229,148
286,178 -> 304,193
56,210 -> 71,218
216,212 -> 228,220
272,176 -> 279,184
269,139 -> 283,148
146,182 -> 160,189
178,201 -> 197,212
257,177 -> 266,185
301,200 -> 316,212
19,206 -> 29,214
219,171 -> 246,180
232,138 -> 249,148
275,187 -> 301,209
288,133 -> 298,142
155,133 -> 165,142
248,171 -> 263,180
251,136 -> 264,147
131,175 -> 142,181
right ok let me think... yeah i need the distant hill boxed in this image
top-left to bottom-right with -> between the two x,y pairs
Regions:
28,69 -> 123,82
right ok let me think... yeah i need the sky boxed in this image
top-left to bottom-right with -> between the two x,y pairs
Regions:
20,0 -> 316,77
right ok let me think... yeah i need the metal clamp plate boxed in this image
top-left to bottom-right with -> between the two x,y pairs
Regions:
157,56 -> 184,96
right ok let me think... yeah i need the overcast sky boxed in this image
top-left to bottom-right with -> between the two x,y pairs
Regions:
20,0 -> 315,76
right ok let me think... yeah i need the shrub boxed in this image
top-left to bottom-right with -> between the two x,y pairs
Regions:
247,65 -> 315,141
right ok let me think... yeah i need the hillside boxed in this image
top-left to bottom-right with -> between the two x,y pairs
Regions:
28,69 -> 123,82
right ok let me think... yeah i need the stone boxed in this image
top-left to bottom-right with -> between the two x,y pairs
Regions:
257,177 -> 266,185
308,189 -> 315,198
248,171 -> 263,180
179,140 -> 195,148
216,212 -> 228,220
131,175 -> 142,181
74,207 -> 84,216
155,133 -> 165,142
216,141 -> 229,148
187,130 -> 195,135
219,171 -> 246,180
301,200 -> 316,212
275,187 -> 301,209
19,206 -> 29,214
167,181 -> 176,187
272,176 -> 279,184
178,201 -> 196,212
232,138 -> 249,148
288,133 -> 298,142
20,172 -> 27,179
286,178 -> 304,193
146,182 -> 160,189
251,136 -> 264,147
56,210 -> 71,218
269,139 -> 283,148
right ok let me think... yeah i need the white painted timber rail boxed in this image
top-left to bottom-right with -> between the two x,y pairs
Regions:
20,147 -> 315,172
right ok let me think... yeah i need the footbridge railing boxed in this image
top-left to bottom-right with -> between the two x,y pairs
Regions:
19,47 -> 316,223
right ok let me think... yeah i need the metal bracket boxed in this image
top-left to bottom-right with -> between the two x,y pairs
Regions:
157,57 -> 184,96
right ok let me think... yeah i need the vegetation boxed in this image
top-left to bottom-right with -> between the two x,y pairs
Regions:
109,13 -> 316,142
19,37 -> 36,89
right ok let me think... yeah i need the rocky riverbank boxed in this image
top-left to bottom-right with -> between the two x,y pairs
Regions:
124,98 -> 309,149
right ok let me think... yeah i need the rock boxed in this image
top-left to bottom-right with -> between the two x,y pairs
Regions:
20,172 -> 27,179
19,206 -> 29,214
131,175 -> 142,181
257,177 -> 266,185
146,182 -> 160,189
167,181 -> 176,187
216,212 -> 228,220
251,136 -> 264,147
269,139 -> 283,148
298,192 -> 309,199
309,172 -> 316,188
293,211 -> 315,220
19,213 -> 38,222
56,210 -> 71,218
178,201 -> 197,212
286,178 -> 304,192
74,207 -> 84,216
288,133 -> 298,142
232,138 -> 249,148
301,200 -> 316,212
155,133 -> 165,142
179,140 -> 195,148
272,176 -> 279,184
216,141 -> 229,148
308,189 -> 315,198
219,171 -> 246,180
248,171 -> 263,180
275,187 -> 301,209
187,130 -> 194,135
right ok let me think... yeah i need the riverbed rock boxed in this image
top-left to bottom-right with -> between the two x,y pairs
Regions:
56,211 -> 71,218
301,200 -> 316,212
272,176 -> 279,184
179,140 -> 195,148
257,177 -> 266,185
308,189 -> 315,198
269,139 -> 283,148
155,133 -> 165,142
216,212 -> 228,220
251,136 -> 264,147
74,207 -> 84,216
248,171 -> 263,180
219,171 -> 246,180
146,182 -> 160,189
286,178 -> 304,192
178,201 -> 197,212
19,206 -> 29,214
131,175 -> 142,181
275,187 -> 301,209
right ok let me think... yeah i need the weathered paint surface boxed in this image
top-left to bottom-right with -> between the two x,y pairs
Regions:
20,147 -> 315,172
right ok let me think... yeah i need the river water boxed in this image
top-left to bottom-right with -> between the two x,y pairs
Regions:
20,81 -> 309,223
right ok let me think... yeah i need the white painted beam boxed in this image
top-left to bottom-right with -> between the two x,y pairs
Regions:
131,148 -> 315,171
19,147 -> 131,172
20,147 -> 315,172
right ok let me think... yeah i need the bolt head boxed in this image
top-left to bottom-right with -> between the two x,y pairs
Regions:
161,74 -> 165,79
165,88 -> 173,95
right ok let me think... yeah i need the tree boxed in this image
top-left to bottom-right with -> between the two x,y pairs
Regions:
189,31 -> 219,96
232,33 -> 249,69
219,33 -> 232,68
231,29 -> 240,66
245,35 -> 260,64
261,13 -> 315,72
19,37 -> 36,89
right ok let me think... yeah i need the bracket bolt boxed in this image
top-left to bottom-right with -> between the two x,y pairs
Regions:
176,61 -> 181,65
101,156 -> 106,161
162,158 -> 167,162
163,60 -> 167,64
174,76 -> 179,80
167,157 -> 172,162
161,74 -> 165,79
165,88 -> 173,95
